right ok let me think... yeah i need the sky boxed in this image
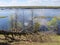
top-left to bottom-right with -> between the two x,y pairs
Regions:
0,0 -> 60,6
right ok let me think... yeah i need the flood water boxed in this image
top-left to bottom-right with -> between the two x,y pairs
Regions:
0,8 -> 60,31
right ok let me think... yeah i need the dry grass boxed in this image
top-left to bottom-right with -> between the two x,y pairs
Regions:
0,32 -> 60,45
10,41 -> 60,45
10,34 -> 60,45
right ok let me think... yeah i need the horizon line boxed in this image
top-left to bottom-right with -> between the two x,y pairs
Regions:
0,6 -> 60,9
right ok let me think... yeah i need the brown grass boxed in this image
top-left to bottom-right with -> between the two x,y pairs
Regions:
0,32 -> 60,45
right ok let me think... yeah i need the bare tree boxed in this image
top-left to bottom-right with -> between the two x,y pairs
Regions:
14,9 -> 18,32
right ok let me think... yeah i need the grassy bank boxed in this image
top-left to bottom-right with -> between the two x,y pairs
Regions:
0,32 -> 60,45
10,35 -> 60,45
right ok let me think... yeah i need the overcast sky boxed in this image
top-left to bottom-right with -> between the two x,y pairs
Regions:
0,0 -> 60,6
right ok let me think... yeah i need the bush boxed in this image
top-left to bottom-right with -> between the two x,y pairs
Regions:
33,22 -> 40,33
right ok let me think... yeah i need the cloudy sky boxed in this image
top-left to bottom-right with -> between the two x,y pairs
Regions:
0,0 -> 60,6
